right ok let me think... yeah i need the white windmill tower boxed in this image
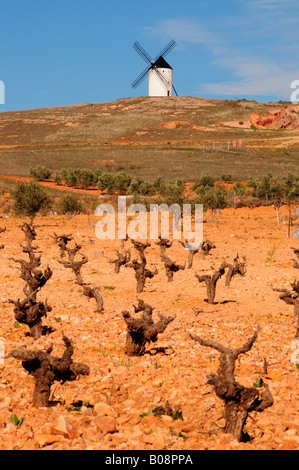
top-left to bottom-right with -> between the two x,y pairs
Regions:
131,40 -> 178,97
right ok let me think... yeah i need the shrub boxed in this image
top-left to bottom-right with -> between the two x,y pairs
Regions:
198,185 -> 229,215
129,178 -> 143,195
56,194 -> 85,215
192,172 -> 215,192
113,171 -> 132,193
12,181 -> 51,218
158,179 -> 185,206
53,171 -> 61,185
64,168 -> 78,186
153,176 -> 166,191
139,180 -> 156,196
76,168 -> 97,189
247,177 -> 260,191
231,181 -> 247,196
29,166 -> 52,181
221,173 -> 233,182
97,172 -> 115,193
198,172 -> 215,188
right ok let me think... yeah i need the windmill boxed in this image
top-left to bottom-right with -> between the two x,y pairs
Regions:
131,40 -> 178,97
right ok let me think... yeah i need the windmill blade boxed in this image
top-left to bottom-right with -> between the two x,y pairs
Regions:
153,68 -> 171,90
154,39 -> 176,62
131,64 -> 151,89
154,69 -> 178,96
133,41 -> 153,65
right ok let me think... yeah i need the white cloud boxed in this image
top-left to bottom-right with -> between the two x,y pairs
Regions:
144,18 -> 219,51
200,72 -> 299,99
145,13 -> 299,99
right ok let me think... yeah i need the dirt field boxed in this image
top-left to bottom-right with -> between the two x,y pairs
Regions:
1,97 -> 299,181
0,204 -> 298,450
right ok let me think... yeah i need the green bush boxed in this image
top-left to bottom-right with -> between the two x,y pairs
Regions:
113,171 -> 132,193
29,166 -> 52,181
56,194 -> 85,215
12,181 -> 51,218
198,172 -> 215,188
139,180 -> 156,196
129,178 -> 143,195
76,168 -> 97,189
221,173 -> 233,182
197,185 -> 229,214
64,168 -> 78,186
54,171 -> 62,185
231,181 -> 247,196
192,172 -> 215,192
158,179 -> 185,206
97,172 -> 115,193
153,176 -> 166,192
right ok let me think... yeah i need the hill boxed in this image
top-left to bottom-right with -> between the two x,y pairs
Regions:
0,96 -> 299,181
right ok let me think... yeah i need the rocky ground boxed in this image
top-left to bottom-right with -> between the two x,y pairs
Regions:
0,205 -> 298,450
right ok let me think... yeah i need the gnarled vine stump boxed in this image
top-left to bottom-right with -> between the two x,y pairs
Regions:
179,239 -> 201,269
156,236 -> 173,254
160,254 -> 185,282
9,222 -> 52,339
125,240 -> 158,293
291,247 -> 299,269
225,254 -> 247,286
190,327 -> 273,442
110,249 -> 131,273
7,333 -> 90,407
122,299 -> 176,356
0,226 -> 5,249
201,239 -> 216,256
273,280 -> 299,337
54,233 -> 104,313
195,262 -> 226,304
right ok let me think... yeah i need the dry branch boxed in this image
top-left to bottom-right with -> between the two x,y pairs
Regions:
156,236 -> 173,254
179,239 -> 201,269
7,332 -> 90,407
224,254 -> 247,286
291,247 -> 299,269
0,226 -> 5,249
195,262 -> 227,304
9,222 -> 52,339
201,239 -> 216,256
273,280 -> 299,337
122,299 -> 176,356
53,233 -> 104,313
160,254 -> 185,282
125,240 -> 158,293
110,249 -> 131,273
190,327 -> 273,442
50,232 -> 73,258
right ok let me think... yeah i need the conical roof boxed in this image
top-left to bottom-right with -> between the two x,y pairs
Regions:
153,56 -> 173,70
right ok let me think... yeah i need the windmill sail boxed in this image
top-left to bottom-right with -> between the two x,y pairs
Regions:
132,40 -> 178,97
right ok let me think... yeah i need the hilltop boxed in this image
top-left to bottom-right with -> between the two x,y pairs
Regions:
0,96 -> 299,181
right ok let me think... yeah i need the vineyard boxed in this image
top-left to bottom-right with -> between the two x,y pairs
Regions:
0,202 -> 298,450
0,97 -> 298,451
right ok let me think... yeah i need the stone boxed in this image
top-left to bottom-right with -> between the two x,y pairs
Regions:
50,415 -> 78,439
94,401 -> 116,416
35,434 -> 63,447
95,416 -> 116,434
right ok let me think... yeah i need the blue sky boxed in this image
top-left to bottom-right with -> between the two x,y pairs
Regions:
0,0 -> 299,111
